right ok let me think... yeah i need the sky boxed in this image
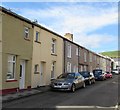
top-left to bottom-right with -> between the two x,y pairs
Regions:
1,1 -> 118,53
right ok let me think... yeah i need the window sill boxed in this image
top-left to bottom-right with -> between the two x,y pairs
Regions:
6,79 -> 17,82
34,72 -> 39,74
67,56 -> 71,59
34,41 -> 41,44
51,53 -> 57,56
24,38 -> 30,41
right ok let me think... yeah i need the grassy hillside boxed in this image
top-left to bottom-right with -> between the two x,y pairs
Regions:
100,51 -> 120,58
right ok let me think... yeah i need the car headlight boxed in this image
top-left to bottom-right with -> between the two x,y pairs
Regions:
64,83 -> 71,85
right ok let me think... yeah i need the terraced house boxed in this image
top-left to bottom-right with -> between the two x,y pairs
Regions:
0,6 -> 113,95
31,23 -> 63,88
64,33 -> 79,73
0,7 -> 33,95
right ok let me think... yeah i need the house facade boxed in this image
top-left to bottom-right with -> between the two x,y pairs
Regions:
1,7 -> 33,95
63,33 -> 79,73
31,25 -> 63,88
78,47 -> 89,72
0,7 -> 113,95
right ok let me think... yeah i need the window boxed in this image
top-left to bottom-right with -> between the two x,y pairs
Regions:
51,39 -> 56,54
34,64 -> 39,73
94,55 -> 96,61
51,61 -> 55,79
73,65 -> 78,73
7,55 -> 16,80
76,47 -> 78,56
67,44 -> 71,58
84,66 -> 87,71
35,31 -> 40,42
79,48 -> 80,56
84,52 -> 87,62
97,58 -> 99,64
24,27 -> 29,39
67,62 -> 71,72
90,53 -> 92,62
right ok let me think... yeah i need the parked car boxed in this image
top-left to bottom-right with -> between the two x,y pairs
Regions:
79,71 -> 95,85
90,72 -> 96,83
111,69 -> 119,75
93,69 -> 106,81
50,73 -> 85,92
105,72 -> 112,78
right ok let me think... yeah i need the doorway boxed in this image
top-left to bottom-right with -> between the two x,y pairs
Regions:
19,60 -> 26,89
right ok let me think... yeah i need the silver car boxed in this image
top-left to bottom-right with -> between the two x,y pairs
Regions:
50,73 -> 85,92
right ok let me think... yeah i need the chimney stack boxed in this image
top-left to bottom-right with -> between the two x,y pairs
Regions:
64,33 -> 73,42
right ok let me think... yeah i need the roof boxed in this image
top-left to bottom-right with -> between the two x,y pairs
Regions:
0,6 -> 110,59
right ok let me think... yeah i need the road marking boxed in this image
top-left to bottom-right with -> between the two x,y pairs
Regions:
55,106 -> 116,109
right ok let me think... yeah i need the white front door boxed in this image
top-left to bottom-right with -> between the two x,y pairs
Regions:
40,62 -> 44,86
19,60 -> 25,89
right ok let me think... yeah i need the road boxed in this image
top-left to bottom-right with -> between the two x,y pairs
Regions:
2,75 -> 119,110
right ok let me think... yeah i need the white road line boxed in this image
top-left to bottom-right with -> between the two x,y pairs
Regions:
55,106 -> 116,109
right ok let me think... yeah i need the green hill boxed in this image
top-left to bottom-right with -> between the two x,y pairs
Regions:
100,51 -> 120,58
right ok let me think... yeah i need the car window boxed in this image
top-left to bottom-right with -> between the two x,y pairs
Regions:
80,71 -> 89,77
57,74 -> 67,79
93,70 -> 102,75
75,73 -> 82,79
67,73 -> 75,79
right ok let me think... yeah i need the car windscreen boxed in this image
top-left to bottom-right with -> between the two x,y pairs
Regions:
80,72 -> 89,77
57,73 -> 75,79
93,70 -> 102,75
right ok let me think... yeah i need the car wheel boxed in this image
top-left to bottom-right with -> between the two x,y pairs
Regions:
93,79 -> 95,84
88,80 -> 91,85
71,84 -> 76,92
82,82 -> 86,88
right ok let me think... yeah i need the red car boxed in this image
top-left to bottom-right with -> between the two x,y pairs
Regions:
105,72 -> 112,78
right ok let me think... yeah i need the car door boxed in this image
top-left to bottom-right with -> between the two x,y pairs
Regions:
76,73 -> 83,88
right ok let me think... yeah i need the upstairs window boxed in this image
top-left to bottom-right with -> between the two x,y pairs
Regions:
67,44 -> 71,58
35,31 -> 40,42
90,53 -> 92,62
79,48 -> 81,56
76,47 -> 78,56
84,52 -> 87,62
7,55 -> 16,80
51,39 -> 56,54
24,27 -> 29,39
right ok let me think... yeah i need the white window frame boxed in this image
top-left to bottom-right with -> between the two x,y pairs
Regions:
35,31 -> 40,42
67,44 -> 71,58
90,53 -> 92,62
73,65 -> 78,73
51,61 -> 55,79
51,39 -> 56,54
84,65 -> 87,71
67,62 -> 71,72
7,55 -> 16,80
24,27 -> 29,39
34,64 -> 39,73
76,47 -> 78,56
84,52 -> 87,62
79,48 -> 80,56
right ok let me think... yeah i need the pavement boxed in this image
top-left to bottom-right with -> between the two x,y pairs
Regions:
0,86 -> 50,103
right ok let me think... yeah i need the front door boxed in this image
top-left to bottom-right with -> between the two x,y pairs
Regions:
40,62 -> 45,86
19,60 -> 25,89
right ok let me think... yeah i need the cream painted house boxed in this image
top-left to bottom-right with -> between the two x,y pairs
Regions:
0,7 -> 33,94
31,25 -> 63,88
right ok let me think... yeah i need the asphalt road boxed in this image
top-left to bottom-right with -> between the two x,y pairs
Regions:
2,75 -> 119,110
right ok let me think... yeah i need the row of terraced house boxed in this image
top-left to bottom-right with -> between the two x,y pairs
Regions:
0,7 -> 113,95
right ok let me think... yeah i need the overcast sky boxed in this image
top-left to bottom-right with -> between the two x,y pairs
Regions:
1,1 -> 118,53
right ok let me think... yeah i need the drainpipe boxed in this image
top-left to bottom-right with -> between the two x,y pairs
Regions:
78,46 -> 80,72
63,40 -> 66,73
